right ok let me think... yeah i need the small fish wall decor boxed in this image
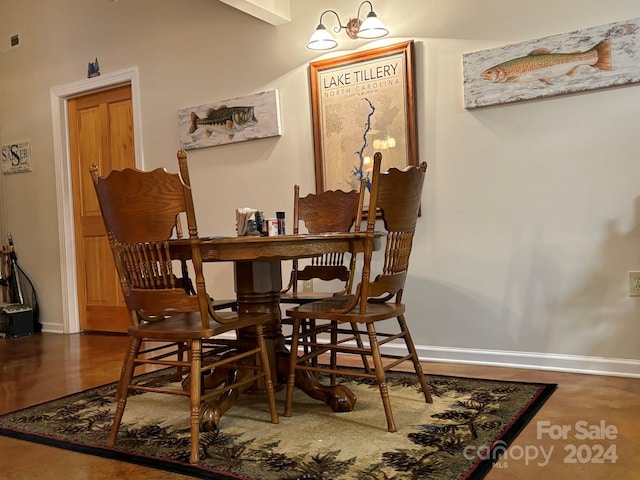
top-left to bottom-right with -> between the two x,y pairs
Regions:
178,89 -> 282,150
463,18 -> 640,109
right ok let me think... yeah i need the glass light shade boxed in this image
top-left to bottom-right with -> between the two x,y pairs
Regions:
307,25 -> 338,50
357,12 -> 388,39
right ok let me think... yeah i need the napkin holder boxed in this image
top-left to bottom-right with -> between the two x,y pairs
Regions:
236,208 -> 263,236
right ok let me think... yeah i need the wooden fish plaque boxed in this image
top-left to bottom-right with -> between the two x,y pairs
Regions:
463,18 -> 640,108
178,89 -> 282,150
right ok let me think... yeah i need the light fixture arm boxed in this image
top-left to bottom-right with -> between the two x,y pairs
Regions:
357,1 -> 374,21
317,9 -> 346,35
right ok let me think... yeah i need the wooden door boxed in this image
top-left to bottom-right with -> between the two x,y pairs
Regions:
69,84 -> 135,332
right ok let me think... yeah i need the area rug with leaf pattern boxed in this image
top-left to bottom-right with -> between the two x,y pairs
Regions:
0,368 -> 555,479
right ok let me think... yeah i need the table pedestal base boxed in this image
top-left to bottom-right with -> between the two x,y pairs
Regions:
197,259 -> 356,433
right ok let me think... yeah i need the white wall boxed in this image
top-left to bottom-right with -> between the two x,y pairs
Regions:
0,0 -> 638,376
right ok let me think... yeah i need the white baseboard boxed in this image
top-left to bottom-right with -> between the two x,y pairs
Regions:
35,328 -> 640,378
412,345 -> 640,378
41,323 -> 65,334
282,332 -> 640,378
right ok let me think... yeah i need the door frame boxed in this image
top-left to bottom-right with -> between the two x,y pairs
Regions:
50,66 -> 144,334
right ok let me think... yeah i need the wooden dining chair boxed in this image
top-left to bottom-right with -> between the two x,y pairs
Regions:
280,184 -> 365,304
279,183 -> 370,374
284,152 -> 432,432
90,149 -> 278,464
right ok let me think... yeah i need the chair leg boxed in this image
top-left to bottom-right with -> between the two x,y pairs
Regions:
108,336 -> 141,447
255,324 -> 279,425
113,337 -> 134,403
189,339 -> 201,464
366,323 -> 397,433
349,321 -> 372,375
398,315 -> 432,403
284,318 -> 302,417
330,320 -> 338,385
175,341 -> 187,382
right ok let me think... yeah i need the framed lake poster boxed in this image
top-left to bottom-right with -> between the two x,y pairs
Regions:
309,41 -> 418,196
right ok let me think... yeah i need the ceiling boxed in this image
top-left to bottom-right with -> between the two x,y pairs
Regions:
218,0 -> 291,26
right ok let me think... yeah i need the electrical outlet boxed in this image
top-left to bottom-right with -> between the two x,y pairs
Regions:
303,280 -> 313,292
629,271 -> 640,296
1,33 -> 20,54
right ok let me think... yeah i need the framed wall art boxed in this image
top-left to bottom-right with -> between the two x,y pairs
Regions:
463,18 -> 640,109
309,40 -> 418,196
178,89 -> 282,150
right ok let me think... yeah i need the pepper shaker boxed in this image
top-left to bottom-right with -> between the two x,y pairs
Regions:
276,211 -> 285,235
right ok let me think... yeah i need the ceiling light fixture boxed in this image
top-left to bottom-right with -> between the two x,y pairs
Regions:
307,1 -> 389,51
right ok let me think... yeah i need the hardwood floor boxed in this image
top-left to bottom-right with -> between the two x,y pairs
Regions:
0,333 -> 638,479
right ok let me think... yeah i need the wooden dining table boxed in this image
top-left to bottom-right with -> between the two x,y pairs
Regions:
170,232 -> 381,431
